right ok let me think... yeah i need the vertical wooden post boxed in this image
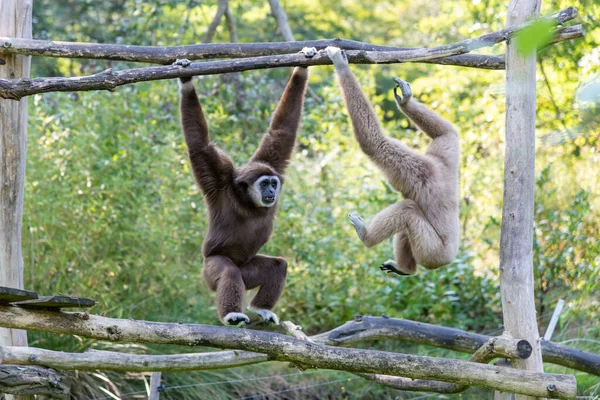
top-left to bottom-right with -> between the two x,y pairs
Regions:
149,372 -> 162,400
0,0 -> 32,363
499,0 -> 544,399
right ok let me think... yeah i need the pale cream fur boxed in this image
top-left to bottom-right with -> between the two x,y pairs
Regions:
326,47 -> 460,275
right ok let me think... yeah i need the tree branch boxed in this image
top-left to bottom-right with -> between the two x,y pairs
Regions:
313,316 -> 600,376
361,333 -> 531,394
0,365 -> 70,399
0,23 -> 584,100
0,306 -> 577,399
268,0 -> 296,41
203,0 -> 229,43
1,346 -> 268,372
0,7 -> 579,66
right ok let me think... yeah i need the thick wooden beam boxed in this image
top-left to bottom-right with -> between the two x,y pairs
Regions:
500,0 -> 544,397
313,316 -> 600,376
0,307 -> 577,399
362,334 -> 531,394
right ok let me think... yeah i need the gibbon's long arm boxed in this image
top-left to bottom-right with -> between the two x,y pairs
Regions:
251,67 -> 309,174
326,47 -> 434,187
393,78 -> 459,168
179,77 -> 234,198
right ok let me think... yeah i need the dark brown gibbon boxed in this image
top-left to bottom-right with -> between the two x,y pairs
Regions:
175,53 -> 313,325
326,46 -> 460,276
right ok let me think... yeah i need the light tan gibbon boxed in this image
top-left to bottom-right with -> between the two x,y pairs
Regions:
326,46 -> 460,276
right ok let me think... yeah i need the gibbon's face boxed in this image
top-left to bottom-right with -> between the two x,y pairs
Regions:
249,175 -> 281,208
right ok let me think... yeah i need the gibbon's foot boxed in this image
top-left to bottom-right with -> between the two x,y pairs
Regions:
392,77 -> 413,106
222,312 -> 251,326
348,213 -> 367,244
173,58 -> 191,68
380,259 -> 411,276
299,47 -> 317,58
248,307 -> 280,325
325,46 -> 348,68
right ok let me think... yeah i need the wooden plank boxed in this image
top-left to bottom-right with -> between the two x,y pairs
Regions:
0,287 -> 37,304
14,296 -> 96,309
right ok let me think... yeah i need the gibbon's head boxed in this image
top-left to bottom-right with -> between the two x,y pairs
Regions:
236,163 -> 283,208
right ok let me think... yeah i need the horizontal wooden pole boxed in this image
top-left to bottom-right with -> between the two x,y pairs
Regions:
313,316 -> 600,376
0,6 -> 579,67
0,20 -> 583,100
0,364 -> 70,399
1,346 -> 268,372
362,334 -> 531,393
0,306 -> 577,398
0,36 -> 498,68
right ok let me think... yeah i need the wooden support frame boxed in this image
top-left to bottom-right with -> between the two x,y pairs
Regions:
0,0 -> 591,398
0,7 -> 583,100
500,0 -> 545,398
0,307 -> 578,398
314,316 -> 600,376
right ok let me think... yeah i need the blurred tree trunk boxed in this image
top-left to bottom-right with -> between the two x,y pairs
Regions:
268,0 -> 296,41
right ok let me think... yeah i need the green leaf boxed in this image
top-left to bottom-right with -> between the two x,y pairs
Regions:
514,19 -> 555,55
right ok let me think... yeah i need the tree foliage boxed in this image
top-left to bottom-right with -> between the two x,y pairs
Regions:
20,0 -> 600,397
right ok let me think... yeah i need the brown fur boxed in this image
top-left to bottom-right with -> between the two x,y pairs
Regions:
178,67 -> 309,320
326,47 -> 459,275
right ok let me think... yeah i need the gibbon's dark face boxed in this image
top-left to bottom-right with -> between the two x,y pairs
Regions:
249,175 -> 281,208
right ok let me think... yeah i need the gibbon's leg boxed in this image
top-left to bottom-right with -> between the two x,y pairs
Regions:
203,256 -> 249,326
239,255 -> 288,325
350,200 -> 451,269
381,233 -> 417,276
325,47 -> 435,191
349,201 -> 414,248
393,78 -> 460,167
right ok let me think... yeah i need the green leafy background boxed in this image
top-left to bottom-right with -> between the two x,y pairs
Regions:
22,0 -> 600,398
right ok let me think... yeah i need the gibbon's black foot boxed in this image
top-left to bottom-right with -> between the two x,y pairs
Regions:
299,47 -> 317,58
392,77 -> 413,106
380,260 -> 411,276
222,312 -> 251,326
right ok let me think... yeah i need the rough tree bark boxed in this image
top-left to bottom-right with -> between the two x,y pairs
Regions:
204,0 -> 230,43
0,307 -> 577,399
500,0 -> 544,398
0,0 -> 33,397
0,12 -> 582,101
